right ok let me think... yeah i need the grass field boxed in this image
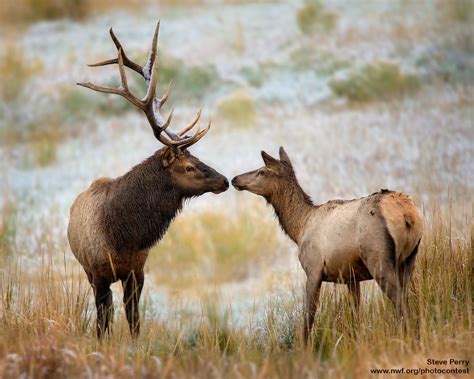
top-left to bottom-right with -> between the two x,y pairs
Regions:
0,0 -> 472,377
0,200 -> 471,378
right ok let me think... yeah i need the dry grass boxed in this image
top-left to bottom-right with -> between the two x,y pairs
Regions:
0,197 -> 471,378
147,202 -> 279,288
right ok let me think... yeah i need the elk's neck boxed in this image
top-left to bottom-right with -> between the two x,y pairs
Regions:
267,181 -> 313,244
101,153 -> 184,253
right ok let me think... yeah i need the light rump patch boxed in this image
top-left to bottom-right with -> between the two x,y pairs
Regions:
379,191 -> 424,263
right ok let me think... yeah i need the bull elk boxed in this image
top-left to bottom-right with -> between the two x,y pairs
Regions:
68,22 -> 229,338
232,147 -> 423,342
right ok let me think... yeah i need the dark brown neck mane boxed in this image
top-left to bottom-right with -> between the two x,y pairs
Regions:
267,172 -> 314,244
100,150 -> 184,253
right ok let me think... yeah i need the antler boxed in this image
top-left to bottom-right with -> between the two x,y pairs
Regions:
77,21 -> 210,150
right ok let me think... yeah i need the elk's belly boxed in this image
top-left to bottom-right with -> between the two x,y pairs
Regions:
310,215 -> 372,282
321,252 -> 372,282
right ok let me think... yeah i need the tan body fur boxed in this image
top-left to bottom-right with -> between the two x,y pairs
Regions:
232,147 -> 423,343
300,192 -> 423,284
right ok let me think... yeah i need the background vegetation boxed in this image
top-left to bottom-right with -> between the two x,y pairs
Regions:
0,0 -> 472,377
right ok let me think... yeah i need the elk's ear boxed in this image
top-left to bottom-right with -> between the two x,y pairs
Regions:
279,146 -> 292,166
261,150 -> 279,168
162,148 -> 176,168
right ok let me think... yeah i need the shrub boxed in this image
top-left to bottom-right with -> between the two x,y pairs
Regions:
438,0 -> 474,23
296,0 -> 337,35
216,90 -> 257,127
329,61 -> 419,102
0,44 -> 43,103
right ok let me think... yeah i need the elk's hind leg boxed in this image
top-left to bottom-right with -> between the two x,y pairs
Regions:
122,271 -> 144,338
362,253 -> 405,320
398,240 -> 420,315
93,277 -> 114,338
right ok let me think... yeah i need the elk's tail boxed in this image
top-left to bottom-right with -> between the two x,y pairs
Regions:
380,191 -> 423,264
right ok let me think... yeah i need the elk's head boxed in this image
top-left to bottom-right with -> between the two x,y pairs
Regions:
232,147 -> 296,198
78,22 -> 228,196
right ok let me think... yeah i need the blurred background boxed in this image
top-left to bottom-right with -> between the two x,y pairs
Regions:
0,0 -> 472,324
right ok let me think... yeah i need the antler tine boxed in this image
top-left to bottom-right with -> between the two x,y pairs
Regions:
108,27 -> 143,75
178,120 -> 211,150
143,23 -> 160,103
158,80 -> 172,108
78,47 -> 143,109
117,48 -> 128,90
86,28 -> 144,76
177,108 -> 202,137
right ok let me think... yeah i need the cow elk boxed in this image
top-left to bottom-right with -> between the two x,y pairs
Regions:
232,147 -> 423,343
68,22 -> 229,338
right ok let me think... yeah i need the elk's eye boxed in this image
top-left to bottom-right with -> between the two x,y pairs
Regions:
257,170 -> 265,176
186,165 -> 195,172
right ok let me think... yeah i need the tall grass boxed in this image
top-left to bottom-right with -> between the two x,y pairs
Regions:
147,204 -> 279,287
0,199 -> 471,378
0,200 -> 17,261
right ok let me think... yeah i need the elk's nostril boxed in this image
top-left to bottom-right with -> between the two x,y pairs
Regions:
231,178 -> 237,186
223,178 -> 229,188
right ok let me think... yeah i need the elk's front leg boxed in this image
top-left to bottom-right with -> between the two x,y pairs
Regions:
93,277 -> 114,338
122,271 -> 144,338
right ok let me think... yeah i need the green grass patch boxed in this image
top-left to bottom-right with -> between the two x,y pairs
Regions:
61,87 -> 130,121
289,48 -> 350,76
416,48 -> 474,85
240,63 -> 278,88
296,0 -> 337,35
329,61 -> 419,102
